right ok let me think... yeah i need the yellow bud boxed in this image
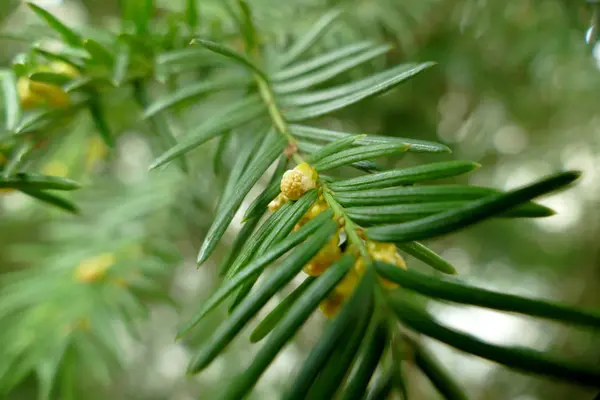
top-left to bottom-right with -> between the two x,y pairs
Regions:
17,77 -> 45,110
306,199 -> 327,220
268,192 -> 289,212
295,162 -> 318,182
319,292 -> 345,318
29,80 -> 70,108
280,162 -> 317,200
334,268 -> 360,297
303,233 -> 340,276
365,240 -> 407,289
74,253 -> 116,283
295,199 -> 328,231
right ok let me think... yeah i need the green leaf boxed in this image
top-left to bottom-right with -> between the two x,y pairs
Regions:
223,255 -> 356,399
229,190 -> 319,309
289,123 -> 450,153
409,339 -> 469,400
64,77 -> 95,93
27,3 -> 82,47
283,268 -> 376,400
376,262 -> 600,328
397,242 -> 457,275
216,131 -> 265,215
276,9 -> 342,68
186,220 -> 338,372
2,142 -> 32,178
332,185 -> 553,208
143,76 -> 250,118
328,161 -> 480,191
249,276 -> 316,343
28,71 -> 72,86
313,143 -> 409,172
305,135 -> 365,164
155,47 -> 221,69
387,294 -> 600,386
185,0 -> 198,30
345,201 -> 550,226
112,41 -> 130,86
33,48 -> 85,69
242,155 -> 288,221
197,130 -> 287,264
82,39 -> 114,65
285,62 -> 436,121
218,212 -> 265,277
123,0 -> 154,35
226,202 -> 295,279
149,96 -> 264,170
237,0 -> 257,52
275,45 -> 392,94
307,296 -> 372,399
13,107 -> 67,135
297,140 -> 381,171
339,320 -> 388,400
364,368 -> 394,400
190,38 -> 268,80
0,173 -> 81,191
346,202 -> 465,225
1,70 -> 21,131
367,171 -> 581,243
273,41 -> 374,81
20,189 -> 79,214
133,81 -> 188,172
212,132 -> 232,175
280,64 -> 423,108
88,91 -> 115,148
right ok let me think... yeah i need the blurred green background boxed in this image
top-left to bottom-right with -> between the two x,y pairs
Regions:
1,0 -> 599,399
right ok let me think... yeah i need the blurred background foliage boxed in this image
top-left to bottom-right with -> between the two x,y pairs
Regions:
0,0 -> 599,399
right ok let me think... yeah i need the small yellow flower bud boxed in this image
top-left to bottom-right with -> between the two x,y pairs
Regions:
268,192 -> 289,212
303,233 -> 341,276
17,77 -> 45,110
74,253 -> 116,283
319,291 -> 345,318
366,240 -> 407,289
334,268 -> 360,297
29,80 -> 70,108
280,162 -> 317,200
306,199 -> 327,220
294,199 -> 328,231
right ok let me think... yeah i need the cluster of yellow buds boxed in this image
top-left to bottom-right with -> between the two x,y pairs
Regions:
319,240 -> 407,318
269,162 -> 319,212
17,62 -> 79,110
73,253 -> 116,283
266,161 -> 407,319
